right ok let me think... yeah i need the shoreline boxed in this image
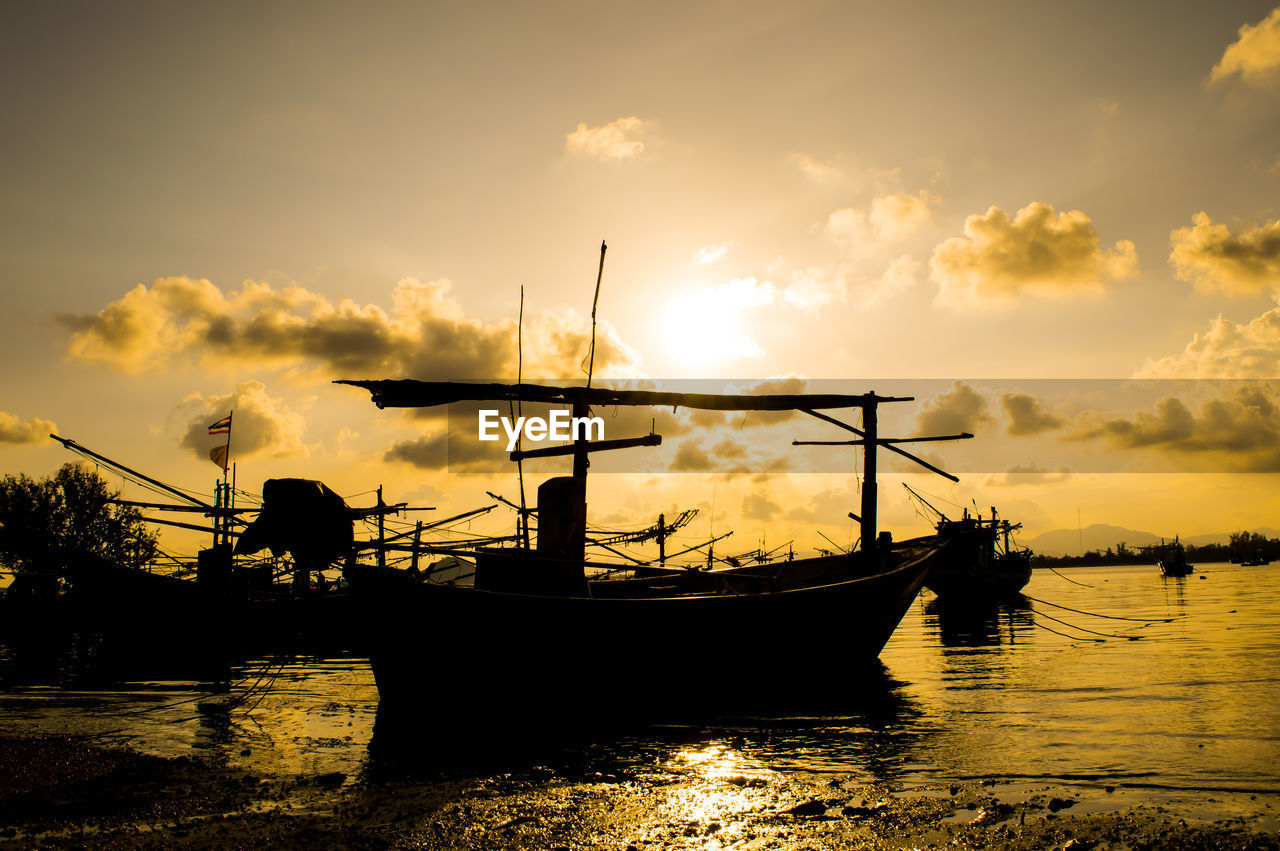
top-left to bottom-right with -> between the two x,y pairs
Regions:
1,734 -> 1276,850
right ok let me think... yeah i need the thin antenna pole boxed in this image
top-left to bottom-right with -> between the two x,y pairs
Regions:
220,411 -> 233,545
586,240 -> 607,388
516,285 -> 529,549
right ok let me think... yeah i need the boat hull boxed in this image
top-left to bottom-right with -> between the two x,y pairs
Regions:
1160,561 -> 1194,577
347,546 -> 933,723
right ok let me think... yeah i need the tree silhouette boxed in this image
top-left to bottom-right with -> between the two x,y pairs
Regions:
0,463 -> 156,574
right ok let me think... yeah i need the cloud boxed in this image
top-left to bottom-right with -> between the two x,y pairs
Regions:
785,487 -> 860,527
177,381 -> 306,461
1072,384 -> 1280,471
63,276 -> 645,380
1210,7 -> 1280,86
742,492 -> 782,521
782,266 -> 847,312
781,256 -> 918,314
916,382 -> 994,436
930,202 -> 1138,305
672,441 -> 714,471
1138,303 -> 1280,378
384,433 -> 448,470
692,243 -> 731,265
985,463 -> 1073,487
790,152 -> 844,183
1168,212 -> 1280,296
1001,392 -> 1064,436
723,376 -> 809,426
861,255 -> 920,305
869,190 -> 937,241
0,411 -> 57,444
825,190 -> 937,250
712,438 -> 750,461
565,116 -> 652,161
383,431 -> 508,472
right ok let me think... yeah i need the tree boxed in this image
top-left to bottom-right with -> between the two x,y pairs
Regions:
0,463 -> 157,573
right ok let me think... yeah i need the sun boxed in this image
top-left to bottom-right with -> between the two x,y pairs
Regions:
659,282 -> 771,367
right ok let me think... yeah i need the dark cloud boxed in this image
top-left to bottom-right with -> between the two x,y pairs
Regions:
985,463 -> 1073,487
384,430 -> 524,472
742,492 -> 782,521
177,381 -> 306,461
672,441 -> 714,471
1072,383 -> 1280,471
65,276 -> 644,381
916,382 -> 993,436
1168,213 -> 1280,296
1001,392 -> 1064,436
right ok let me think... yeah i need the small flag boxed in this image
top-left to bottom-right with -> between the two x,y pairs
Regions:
209,445 -> 229,471
208,415 -> 232,435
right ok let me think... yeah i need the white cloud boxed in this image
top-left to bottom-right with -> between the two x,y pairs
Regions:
789,152 -> 845,183
1138,302 -> 1280,378
692,243 -> 732,265
565,116 -> 652,161
825,189 -> 937,251
782,267 -> 847,312
930,202 -> 1138,306
869,190 -> 937,241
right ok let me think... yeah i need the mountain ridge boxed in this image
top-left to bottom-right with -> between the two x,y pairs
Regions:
1022,524 -> 1280,557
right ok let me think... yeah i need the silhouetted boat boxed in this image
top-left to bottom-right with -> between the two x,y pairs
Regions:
1157,539 -> 1194,577
337,379 -> 973,718
904,486 -> 1032,599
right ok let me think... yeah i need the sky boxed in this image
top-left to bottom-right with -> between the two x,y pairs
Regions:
3,1 -> 1280,560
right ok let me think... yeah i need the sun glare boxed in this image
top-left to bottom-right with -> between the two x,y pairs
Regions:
661,286 -> 767,366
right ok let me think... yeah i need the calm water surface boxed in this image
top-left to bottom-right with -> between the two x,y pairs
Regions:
2,562 -> 1277,824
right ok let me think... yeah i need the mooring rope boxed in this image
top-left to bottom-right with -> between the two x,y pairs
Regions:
1032,606 -> 1142,640
1031,619 -> 1104,642
1045,565 -> 1095,588
1023,592 -> 1180,623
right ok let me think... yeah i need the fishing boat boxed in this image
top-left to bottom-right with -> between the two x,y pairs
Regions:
1156,538 -> 1194,577
903,486 -> 1033,599
335,378 -> 973,719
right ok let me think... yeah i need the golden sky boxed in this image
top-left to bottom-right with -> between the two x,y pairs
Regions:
3,2 -> 1280,557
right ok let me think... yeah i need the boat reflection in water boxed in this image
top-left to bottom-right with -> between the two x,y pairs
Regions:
366,658 -> 928,783
921,593 -> 1035,648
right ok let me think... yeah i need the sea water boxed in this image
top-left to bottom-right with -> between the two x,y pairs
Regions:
1,562 -> 1276,827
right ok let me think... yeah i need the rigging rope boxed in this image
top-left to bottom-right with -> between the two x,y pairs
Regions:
1022,592 -> 1180,622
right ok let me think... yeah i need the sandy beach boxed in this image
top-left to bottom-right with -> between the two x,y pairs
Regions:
1,733 -> 1275,850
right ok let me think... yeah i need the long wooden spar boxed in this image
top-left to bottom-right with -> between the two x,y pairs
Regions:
337,379 -> 932,556
334,379 -> 911,412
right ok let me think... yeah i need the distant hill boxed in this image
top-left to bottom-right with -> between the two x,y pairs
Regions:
1023,525 -> 1280,557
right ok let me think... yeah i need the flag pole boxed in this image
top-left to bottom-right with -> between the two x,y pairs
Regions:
223,411 -> 233,487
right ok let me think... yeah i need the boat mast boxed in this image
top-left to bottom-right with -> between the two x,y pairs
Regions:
862,397 -> 878,555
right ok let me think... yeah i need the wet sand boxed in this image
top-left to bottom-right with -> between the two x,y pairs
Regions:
2,734 -> 1276,850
